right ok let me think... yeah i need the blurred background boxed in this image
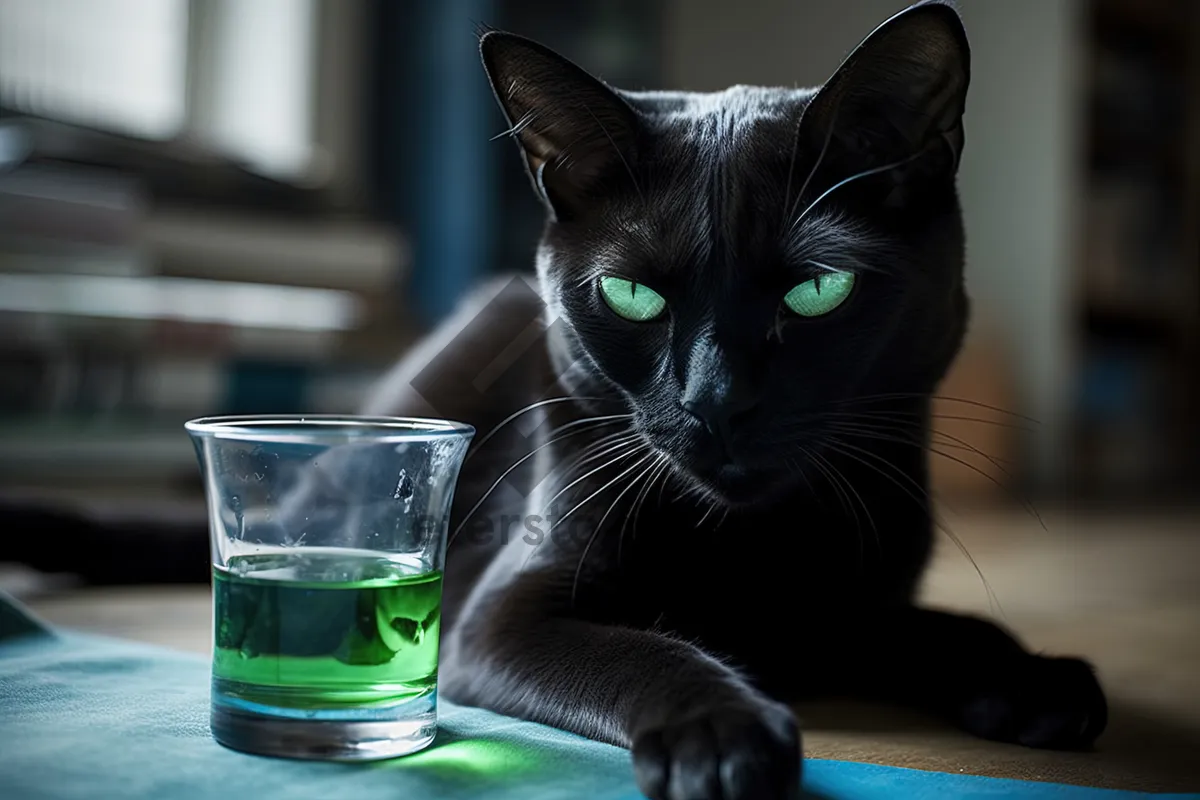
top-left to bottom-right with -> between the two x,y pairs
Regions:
0,0 -> 1197,545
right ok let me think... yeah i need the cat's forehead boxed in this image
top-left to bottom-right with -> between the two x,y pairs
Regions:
621,86 -> 813,203
622,85 -> 812,119
624,86 -> 809,147
589,87 -> 817,275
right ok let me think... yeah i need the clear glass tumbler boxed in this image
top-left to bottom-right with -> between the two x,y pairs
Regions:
185,415 -> 474,761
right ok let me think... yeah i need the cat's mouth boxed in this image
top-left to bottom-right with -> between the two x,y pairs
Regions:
675,458 -> 786,508
644,422 -> 796,507
709,464 -> 766,504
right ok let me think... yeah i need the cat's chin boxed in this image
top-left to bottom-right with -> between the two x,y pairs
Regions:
684,463 -> 792,509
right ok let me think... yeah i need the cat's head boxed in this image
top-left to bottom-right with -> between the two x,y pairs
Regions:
480,0 -> 971,507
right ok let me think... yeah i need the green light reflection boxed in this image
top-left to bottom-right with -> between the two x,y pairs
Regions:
376,737 -> 544,780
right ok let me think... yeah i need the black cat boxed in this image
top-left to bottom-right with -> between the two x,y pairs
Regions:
2,3 -> 1106,799
360,2 -> 1106,798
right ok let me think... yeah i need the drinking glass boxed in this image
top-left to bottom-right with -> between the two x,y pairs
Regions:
185,415 -> 474,761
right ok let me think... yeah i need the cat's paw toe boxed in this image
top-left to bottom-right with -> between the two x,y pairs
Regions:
959,655 -> 1107,750
632,700 -> 801,800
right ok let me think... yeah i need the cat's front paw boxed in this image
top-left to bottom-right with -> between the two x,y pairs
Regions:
958,655 -> 1107,750
631,699 -> 801,800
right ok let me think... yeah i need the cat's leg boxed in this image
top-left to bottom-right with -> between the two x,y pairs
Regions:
858,606 -> 1107,750
442,568 -> 802,800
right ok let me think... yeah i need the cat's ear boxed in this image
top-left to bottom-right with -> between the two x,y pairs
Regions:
797,0 -> 970,200
479,30 -> 640,221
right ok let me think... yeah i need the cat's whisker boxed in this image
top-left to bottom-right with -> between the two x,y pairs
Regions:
509,429 -> 633,502
790,447 -> 851,542
933,396 -> 1041,424
539,437 -> 646,518
801,447 -> 871,568
619,452 -> 668,567
926,428 -> 1020,468
817,407 -> 1037,434
805,450 -> 854,527
677,478 -> 717,507
924,447 -> 1047,532
808,448 -> 869,564
546,429 -> 642,487
782,86 -> 841,230
447,416 -> 633,548
819,417 -> 998,460
819,435 -> 1005,619
822,417 -> 1019,469
581,103 -> 645,204
789,151 -> 924,234
717,505 -> 731,529
817,438 -> 921,491
929,415 -> 1033,434
820,447 -> 879,558
635,455 -> 674,554
655,456 -> 674,506
781,100 -> 828,231
827,393 -> 1040,424
818,415 -> 1034,507
466,396 -> 617,463
765,410 -> 1035,437
490,108 -> 540,142
550,448 -> 652,537
788,452 -> 821,503
811,450 -> 868,537
545,417 -> 636,460
817,419 -> 1046,531
570,452 -> 657,608
546,413 -> 634,437
516,441 -> 645,576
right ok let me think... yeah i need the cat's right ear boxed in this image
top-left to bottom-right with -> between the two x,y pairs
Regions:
479,31 -> 640,222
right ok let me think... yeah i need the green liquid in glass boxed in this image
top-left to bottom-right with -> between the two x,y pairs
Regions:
212,550 -> 442,711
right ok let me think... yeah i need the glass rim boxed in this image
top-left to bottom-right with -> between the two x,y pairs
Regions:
184,414 -> 475,443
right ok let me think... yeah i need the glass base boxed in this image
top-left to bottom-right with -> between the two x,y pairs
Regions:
210,686 -> 437,761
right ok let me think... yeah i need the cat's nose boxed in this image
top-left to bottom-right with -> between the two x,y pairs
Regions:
679,327 -> 757,455
682,399 -> 722,436
681,399 -> 741,457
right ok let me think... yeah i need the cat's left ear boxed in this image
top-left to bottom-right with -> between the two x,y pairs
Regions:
479,30 -> 641,222
798,0 -> 970,198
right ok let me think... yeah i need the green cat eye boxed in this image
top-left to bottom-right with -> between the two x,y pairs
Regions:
599,276 -> 666,322
783,271 -> 856,317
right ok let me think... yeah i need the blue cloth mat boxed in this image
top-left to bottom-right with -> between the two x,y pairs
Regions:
1,593 -> 1196,800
